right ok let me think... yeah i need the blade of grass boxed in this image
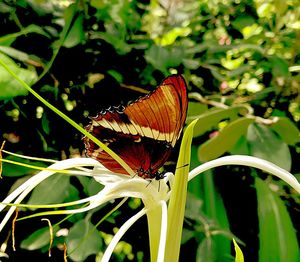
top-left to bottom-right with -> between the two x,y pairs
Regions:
0,58 -> 134,177
165,119 -> 198,262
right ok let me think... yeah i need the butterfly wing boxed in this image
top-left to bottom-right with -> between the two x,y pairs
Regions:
83,74 -> 188,178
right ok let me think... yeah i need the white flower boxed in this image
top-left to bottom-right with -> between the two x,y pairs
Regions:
1,151 -> 299,262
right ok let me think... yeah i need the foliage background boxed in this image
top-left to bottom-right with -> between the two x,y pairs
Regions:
0,0 -> 299,261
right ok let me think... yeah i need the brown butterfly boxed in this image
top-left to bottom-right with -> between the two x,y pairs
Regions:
83,75 -> 188,180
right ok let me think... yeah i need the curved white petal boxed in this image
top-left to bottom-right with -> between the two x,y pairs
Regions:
189,155 -> 300,193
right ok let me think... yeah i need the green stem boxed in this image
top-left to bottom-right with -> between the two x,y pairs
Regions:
0,59 -> 134,176
146,204 -> 162,262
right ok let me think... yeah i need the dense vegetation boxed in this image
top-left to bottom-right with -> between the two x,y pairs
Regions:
0,0 -> 299,261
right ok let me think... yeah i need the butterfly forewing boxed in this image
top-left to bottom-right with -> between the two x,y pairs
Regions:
83,75 -> 188,179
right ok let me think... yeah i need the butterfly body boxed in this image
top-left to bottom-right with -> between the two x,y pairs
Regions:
84,75 -> 188,179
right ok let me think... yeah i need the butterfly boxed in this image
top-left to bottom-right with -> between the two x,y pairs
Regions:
83,75 -> 188,180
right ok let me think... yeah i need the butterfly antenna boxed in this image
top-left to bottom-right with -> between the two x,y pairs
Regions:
146,179 -> 152,188
176,163 -> 189,169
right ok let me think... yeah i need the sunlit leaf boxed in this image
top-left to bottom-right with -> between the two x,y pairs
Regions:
198,117 -> 254,162
233,239 -> 244,262
0,24 -> 49,46
63,13 -> 85,48
189,106 -> 248,137
0,53 -> 37,100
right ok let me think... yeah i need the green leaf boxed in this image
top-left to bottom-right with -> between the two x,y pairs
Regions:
187,102 -> 208,118
27,174 -> 71,205
247,123 -> 292,171
268,56 -> 290,77
0,53 -> 37,100
107,69 -> 123,83
189,106 -> 248,137
66,219 -> 103,262
92,31 -> 132,55
255,178 -> 299,262
233,239 -> 244,262
229,135 -> 250,155
157,27 -> 191,46
270,117 -> 300,145
182,58 -> 201,69
41,113 -> 50,135
76,176 -> 104,196
0,24 -> 49,46
21,226 -> 58,250
63,13 -> 85,48
198,117 -> 255,162
0,46 -> 30,62
232,15 -> 256,31
144,45 -> 183,74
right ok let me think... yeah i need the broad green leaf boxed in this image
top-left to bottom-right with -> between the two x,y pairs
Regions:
66,219 -> 103,262
198,117 -> 254,162
76,176 -> 104,196
255,178 -> 299,262
27,175 -> 71,205
270,117 -> 300,145
189,106 -> 248,137
0,46 -> 30,63
0,46 -> 43,69
187,102 -> 208,117
63,13 -> 85,48
0,53 -> 37,100
247,123 -> 291,171
233,239 -> 244,262
21,226 -> 59,250
229,135 -> 250,155
0,24 -> 49,46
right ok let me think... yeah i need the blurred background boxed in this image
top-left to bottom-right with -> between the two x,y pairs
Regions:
0,0 -> 299,261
